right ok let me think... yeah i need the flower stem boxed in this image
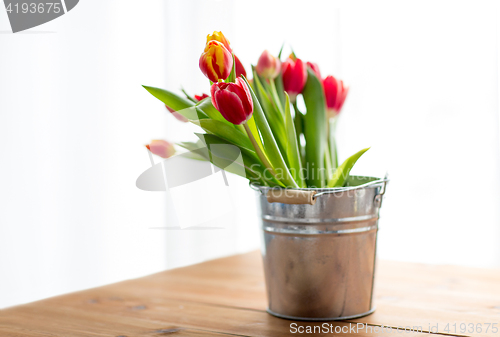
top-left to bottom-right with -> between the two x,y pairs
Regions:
268,79 -> 284,117
329,117 -> 339,168
292,101 -> 305,167
243,122 -> 278,181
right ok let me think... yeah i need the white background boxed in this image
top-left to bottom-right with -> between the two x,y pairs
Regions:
1,0 -> 499,309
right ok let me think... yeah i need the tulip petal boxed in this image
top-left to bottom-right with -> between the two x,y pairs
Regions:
234,78 -> 253,115
214,90 -> 247,125
214,45 -> 226,78
200,41 -> 233,82
282,57 -> 308,98
147,139 -> 176,159
234,55 -> 247,78
206,31 -> 232,53
197,96 -> 235,127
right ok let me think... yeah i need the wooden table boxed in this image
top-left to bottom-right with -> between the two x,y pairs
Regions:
1,251 -> 500,337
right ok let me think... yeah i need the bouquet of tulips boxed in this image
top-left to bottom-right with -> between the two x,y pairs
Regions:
144,31 -> 368,189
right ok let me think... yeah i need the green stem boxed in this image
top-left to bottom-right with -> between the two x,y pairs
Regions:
181,88 -> 197,103
268,79 -> 284,117
292,101 -> 305,168
292,102 -> 303,139
241,76 -> 298,188
325,144 -> 333,184
329,117 -> 339,168
236,124 -> 246,134
243,122 -> 278,182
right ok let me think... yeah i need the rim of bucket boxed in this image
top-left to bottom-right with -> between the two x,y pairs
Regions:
250,175 -> 389,194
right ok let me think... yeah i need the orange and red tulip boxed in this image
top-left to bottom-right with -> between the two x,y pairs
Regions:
199,40 -> 233,82
206,31 -> 232,53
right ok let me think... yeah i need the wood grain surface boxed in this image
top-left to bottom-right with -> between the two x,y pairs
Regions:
1,251 -> 499,337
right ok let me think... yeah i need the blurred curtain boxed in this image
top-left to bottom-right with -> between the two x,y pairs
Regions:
0,0 -> 172,308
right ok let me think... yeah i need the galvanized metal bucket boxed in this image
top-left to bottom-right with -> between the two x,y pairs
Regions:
252,176 -> 388,321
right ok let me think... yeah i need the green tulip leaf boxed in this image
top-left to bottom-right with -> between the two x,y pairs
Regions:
143,85 -> 193,111
284,93 -> 306,188
177,150 -> 206,162
180,88 -> 198,103
252,71 -> 287,156
327,148 -> 370,188
193,118 -> 254,153
195,133 -> 258,163
246,115 -> 265,155
177,140 -> 204,152
241,76 -> 298,188
274,72 -> 286,109
302,68 -> 327,188
143,85 -> 208,120
227,53 -> 236,83
195,133 -> 281,187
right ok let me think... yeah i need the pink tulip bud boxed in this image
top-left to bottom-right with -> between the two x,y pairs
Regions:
165,104 -> 188,123
256,50 -> 281,79
281,57 -> 307,102
210,77 -> 253,125
146,140 -> 176,159
323,75 -> 349,117
306,62 -> 321,79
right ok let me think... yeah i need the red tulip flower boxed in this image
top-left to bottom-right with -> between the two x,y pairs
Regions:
306,62 -> 321,79
256,50 -> 281,79
234,55 -> 247,79
199,40 -> 233,82
323,75 -> 349,117
211,77 -> 253,125
194,93 -> 209,101
146,140 -> 176,159
281,57 -> 307,102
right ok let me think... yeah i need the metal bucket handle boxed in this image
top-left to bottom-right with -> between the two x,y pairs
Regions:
250,176 -> 388,206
